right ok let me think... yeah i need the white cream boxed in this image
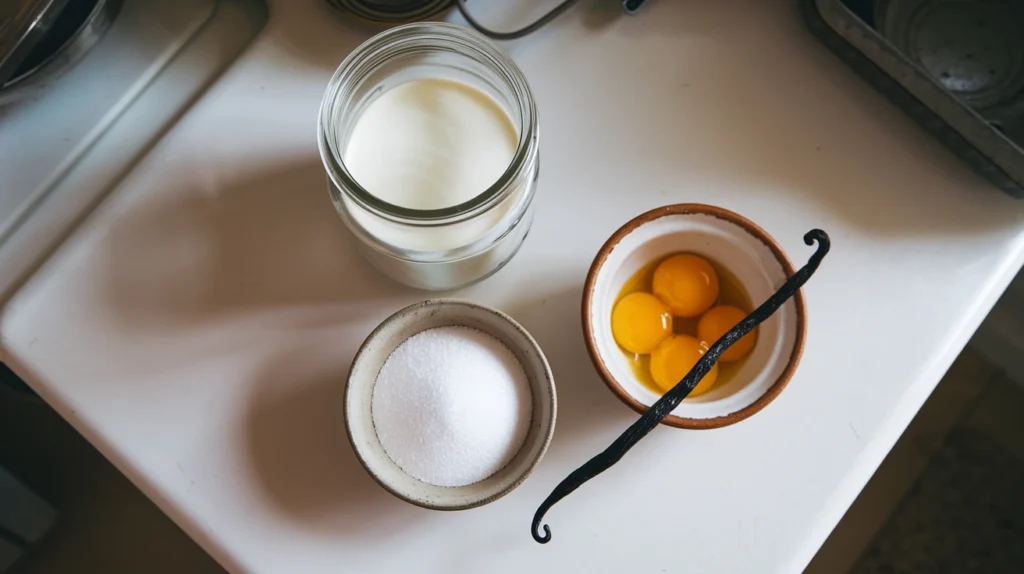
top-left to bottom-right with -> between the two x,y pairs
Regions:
344,78 -> 518,212
336,77 -> 536,289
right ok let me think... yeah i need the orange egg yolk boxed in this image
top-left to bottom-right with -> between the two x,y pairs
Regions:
649,335 -> 719,397
611,292 -> 673,354
697,305 -> 757,362
652,254 -> 719,318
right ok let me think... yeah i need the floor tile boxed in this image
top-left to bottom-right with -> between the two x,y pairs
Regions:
0,385 -> 225,574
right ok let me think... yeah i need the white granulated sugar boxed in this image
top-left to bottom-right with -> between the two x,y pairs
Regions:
371,325 -> 532,487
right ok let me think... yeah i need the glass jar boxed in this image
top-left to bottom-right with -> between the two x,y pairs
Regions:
317,23 -> 539,291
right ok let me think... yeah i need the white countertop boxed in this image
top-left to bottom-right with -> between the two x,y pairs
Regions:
3,1 -> 1024,572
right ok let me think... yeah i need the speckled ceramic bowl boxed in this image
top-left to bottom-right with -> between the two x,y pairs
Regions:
583,204 -> 807,429
345,299 -> 556,510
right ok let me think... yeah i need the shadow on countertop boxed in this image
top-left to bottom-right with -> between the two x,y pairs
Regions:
244,343 -> 430,539
99,160 -> 409,330
505,286 -> 637,466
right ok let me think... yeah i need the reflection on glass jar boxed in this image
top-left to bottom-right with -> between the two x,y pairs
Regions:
318,23 -> 539,290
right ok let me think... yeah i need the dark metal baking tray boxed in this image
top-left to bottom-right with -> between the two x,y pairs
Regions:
802,0 -> 1024,197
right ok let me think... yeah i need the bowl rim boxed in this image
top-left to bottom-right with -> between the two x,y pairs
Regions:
344,298 -> 557,510
581,203 -> 807,430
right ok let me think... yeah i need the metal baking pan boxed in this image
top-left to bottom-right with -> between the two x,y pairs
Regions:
802,0 -> 1024,197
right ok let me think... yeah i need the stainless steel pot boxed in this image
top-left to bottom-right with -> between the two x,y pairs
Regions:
0,0 -> 122,104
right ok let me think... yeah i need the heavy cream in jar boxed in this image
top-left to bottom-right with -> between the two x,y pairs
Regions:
320,23 -> 539,290
344,78 -> 520,252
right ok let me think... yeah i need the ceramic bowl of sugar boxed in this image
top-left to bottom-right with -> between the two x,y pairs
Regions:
345,299 -> 556,510
583,204 -> 807,430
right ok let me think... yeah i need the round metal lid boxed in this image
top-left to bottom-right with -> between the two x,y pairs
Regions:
325,0 -> 452,24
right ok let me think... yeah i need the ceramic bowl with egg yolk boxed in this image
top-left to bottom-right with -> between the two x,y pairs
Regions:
582,204 -> 807,429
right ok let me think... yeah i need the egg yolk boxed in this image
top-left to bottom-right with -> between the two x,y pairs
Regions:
649,335 -> 719,397
611,292 -> 673,354
652,254 -> 719,317
697,305 -> 757,362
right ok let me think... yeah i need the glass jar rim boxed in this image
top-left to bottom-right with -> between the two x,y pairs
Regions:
317,22 -> 538,225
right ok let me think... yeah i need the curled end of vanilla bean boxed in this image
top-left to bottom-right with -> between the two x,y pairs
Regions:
532,520 -> 551,544
805,228 -> 830,250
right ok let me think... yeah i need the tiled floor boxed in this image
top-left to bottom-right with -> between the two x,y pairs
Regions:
0,383 -> 225,574
0,345 -> 1015,573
